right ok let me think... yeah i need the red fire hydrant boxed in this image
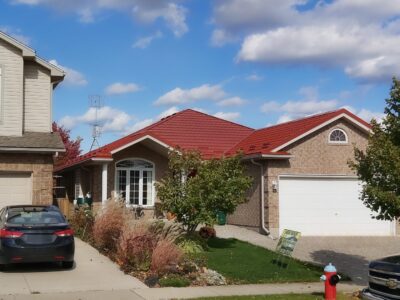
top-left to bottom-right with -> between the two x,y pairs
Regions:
320,263 -> 341,300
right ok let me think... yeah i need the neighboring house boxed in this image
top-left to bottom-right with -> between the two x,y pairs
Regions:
0,31 -> 65,208
56,108 -> 395,237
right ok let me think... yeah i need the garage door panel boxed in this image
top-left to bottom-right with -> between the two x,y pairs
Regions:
279,177 -> 393,236
0,173 -> 32,208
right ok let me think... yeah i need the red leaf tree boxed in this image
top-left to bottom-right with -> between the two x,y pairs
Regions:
52,122 -> 83,168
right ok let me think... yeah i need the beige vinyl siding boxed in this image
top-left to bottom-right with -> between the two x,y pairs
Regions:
23,63 -> 51,132
0,39 -> 23,136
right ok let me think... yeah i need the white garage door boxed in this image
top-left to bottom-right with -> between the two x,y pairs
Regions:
0,173 -> 32,209
279,176 -> 394,236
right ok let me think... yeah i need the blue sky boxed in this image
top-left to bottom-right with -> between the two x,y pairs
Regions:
0,0 -> 397,152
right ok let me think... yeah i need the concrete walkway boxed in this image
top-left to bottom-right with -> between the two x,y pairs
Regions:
0,239 -> 146,295
215,225 -> 400,285
0,282 -> 362,299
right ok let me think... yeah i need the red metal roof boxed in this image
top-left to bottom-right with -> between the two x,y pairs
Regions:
58,109 -> 254,170
227,108 -> 371,156
57,108 -> 371,171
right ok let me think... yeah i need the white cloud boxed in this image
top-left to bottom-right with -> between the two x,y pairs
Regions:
261,86 -> 339,123
12,0 -> 189,37
123,118 -> 154,135
133,31 -> 163,49
211,29 -> 238,47
158,106 -> 179,119
343,106 -> 385,123
246,74 -> 263,81
59,106 -> 132,132
49,59 -> 88,86
105,82 -> 140,95
217,97 -> 246,107
155,84 -> 227,105
213,111 -> 240,121
212,0 -> 400,82
0,26 -> 31,45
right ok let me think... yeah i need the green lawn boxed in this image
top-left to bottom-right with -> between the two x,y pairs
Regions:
193,293 -> 356,300
203,238 -> 323,284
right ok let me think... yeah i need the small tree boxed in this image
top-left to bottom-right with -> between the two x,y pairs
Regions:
350,77 -> 400,220
52,122 -> 83,168
156,149 -> 253,232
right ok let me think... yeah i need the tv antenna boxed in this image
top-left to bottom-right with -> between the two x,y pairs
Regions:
89,95 -> 103,151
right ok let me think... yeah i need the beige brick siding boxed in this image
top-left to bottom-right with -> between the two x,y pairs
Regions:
227,162 -> 262,230
0,153 -> 54,205
228,119 -> 369,235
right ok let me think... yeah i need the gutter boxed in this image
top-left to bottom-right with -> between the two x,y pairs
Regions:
250,159 -> 274,238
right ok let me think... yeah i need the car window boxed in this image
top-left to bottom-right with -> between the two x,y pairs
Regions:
7,209 -> 65,225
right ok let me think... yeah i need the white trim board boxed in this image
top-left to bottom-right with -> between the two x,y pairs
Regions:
110,135 -> 173,154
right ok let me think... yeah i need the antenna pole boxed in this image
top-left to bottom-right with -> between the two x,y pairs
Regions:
88,95 -> 103,151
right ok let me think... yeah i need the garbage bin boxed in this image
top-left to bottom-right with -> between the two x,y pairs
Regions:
84,192 -> 93,207
216,211 -> 226,225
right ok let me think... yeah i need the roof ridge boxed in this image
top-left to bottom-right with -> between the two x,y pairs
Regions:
188,108 -> 254,130
258,108 -> 346,131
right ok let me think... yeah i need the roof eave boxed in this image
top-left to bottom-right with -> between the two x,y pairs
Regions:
271,113 -> 372,153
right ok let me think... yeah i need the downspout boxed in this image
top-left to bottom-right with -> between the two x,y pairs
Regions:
251,159 -> 273,238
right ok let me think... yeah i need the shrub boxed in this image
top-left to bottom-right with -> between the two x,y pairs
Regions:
69,205 -> 94,242
93,200 -> 128,252
178,239 -> 204,255
117,223 -> 157,272
151,239 -> 183,275
199,226 -> 216,239
148,220 -> 185,243
159,274 -> 191,287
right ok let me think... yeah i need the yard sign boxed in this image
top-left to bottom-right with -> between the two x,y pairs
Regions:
276,229 -> 301,257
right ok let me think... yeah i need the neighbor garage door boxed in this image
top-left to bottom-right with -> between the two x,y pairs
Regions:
279,176 -> 394,236
0,173 -> 32,209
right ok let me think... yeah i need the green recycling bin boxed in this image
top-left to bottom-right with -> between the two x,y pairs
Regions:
216,211 -> 226,225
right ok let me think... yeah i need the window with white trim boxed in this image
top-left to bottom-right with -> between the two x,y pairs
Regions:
115,159 -> 155,206
329,129 -> 348,143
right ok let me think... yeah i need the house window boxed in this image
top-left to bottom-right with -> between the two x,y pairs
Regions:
115,159 -> 155,206
329,129 -> 348,143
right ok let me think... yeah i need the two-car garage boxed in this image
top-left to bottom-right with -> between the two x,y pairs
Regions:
0,173 -> 32,209
279,176 -> 395,236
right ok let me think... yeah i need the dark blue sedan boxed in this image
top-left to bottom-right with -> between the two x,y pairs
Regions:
0,205 -> 74,269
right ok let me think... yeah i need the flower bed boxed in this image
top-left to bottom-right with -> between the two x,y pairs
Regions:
69,201 -> 226,287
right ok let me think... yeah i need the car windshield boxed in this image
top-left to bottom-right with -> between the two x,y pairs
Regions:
6,208 -> 65,225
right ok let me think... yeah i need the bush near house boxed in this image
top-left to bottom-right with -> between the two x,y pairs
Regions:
70,200 -> 325,288
156,149 -> 253,233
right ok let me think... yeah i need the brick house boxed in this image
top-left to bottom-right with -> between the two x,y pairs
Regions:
0,31 -> 65,207
56,108 -> 395,236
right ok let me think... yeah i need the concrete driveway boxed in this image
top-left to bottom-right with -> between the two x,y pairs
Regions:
0,238 -> 147,295
216,225 -> 400,285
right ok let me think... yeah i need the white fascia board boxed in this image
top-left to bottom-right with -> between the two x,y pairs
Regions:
91,158 -> 114,162
35,56 -> 65,78
0,147 -> 65,153
110,135 -> 173,154
0,31 -> 35,57
272,113 -> 371,153
242,153 -> 293,160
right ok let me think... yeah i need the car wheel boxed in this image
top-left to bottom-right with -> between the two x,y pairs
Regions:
0,264 -> 8,271
62,261 -> 74,269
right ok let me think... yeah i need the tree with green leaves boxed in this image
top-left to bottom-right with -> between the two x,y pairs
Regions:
156,149 -> 253,232
350,77 -> 400,220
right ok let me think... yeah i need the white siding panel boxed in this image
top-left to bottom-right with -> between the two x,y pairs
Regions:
24,63 -> 51,132
0,39 -> 23,136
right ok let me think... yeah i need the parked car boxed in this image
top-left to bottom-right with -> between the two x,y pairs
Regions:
0,205 -> 74,269
362,255 -> 400,299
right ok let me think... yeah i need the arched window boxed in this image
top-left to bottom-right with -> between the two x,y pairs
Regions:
329,129 -> 348,143
115,159 -> 155,206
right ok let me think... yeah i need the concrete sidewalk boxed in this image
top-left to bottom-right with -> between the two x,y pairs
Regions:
0,282 -> 363,299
